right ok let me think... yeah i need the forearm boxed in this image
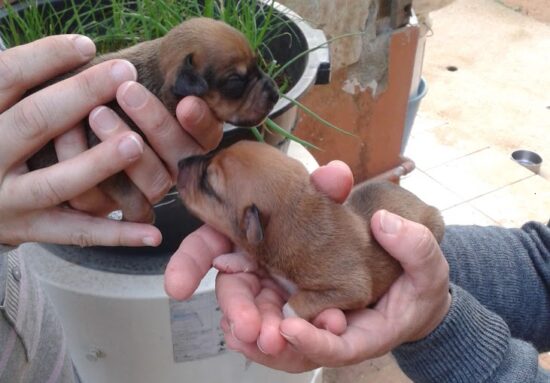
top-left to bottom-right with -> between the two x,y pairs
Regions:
393,284 -> 550,382
441,222 -> 550,350
1,247 -> 78,382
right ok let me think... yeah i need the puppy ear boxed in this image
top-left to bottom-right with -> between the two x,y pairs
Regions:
242,204 -> 264,245
173,54 -> 209,98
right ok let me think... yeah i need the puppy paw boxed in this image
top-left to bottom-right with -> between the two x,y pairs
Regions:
282,303 -> 298,319
213,251 -> 258,273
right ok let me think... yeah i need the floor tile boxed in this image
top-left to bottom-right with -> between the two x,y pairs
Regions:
400,169 -> 463,211
425,147 -> 534,201
404,119 -> 489,171
441,203 -> 499,226
323,354 -> 411,383
470,175 -> 550,227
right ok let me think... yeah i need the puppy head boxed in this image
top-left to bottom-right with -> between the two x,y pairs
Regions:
159,18 -> 279,127
177,141 -> 309,249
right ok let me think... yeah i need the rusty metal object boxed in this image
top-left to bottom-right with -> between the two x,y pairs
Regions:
365,157 -> 416,184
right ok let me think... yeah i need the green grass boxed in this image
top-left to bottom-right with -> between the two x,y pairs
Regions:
0,0 -> 354,147
0,0 -> 290,71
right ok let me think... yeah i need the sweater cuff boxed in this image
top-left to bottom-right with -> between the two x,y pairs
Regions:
393,283 -> 511,382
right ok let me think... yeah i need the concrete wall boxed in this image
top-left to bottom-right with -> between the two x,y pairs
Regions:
277,0 -> 419,182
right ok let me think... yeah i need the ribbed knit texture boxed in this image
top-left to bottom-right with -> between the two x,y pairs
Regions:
443,222 -> 550,350
393,221 -> 550,382
393,285 -> 542,382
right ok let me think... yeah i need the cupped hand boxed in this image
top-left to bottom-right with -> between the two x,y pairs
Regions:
163,160 -> 355,371
217,208 -> 451,372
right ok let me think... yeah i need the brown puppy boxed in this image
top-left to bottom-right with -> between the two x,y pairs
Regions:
28,17 -> 279,223
177,141 -> 445,321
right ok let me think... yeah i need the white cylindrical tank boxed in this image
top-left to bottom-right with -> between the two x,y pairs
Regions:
22,143 -> 321,383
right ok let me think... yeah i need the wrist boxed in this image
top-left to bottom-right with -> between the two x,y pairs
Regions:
409,290 -> 452,342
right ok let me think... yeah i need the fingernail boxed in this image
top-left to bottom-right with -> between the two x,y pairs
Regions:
326,160 -> 348,169
90,107 -> 118,132
118,135 -> 143,161
142,236 -> 158,247
280,330 -> 296,344
229,321 -> 237,340
120,82 -> 147,109
111,60 -> 137,83
257,340 -> 268,355
379,210 -> 402,234
179,98 -> 205,126
73,36 -> 95,59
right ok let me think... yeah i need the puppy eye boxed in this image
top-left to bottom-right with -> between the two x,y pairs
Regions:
221,75 -> 246,99
200,165 -> 223,203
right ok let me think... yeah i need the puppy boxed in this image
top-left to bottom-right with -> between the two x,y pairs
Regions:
177,141 -> 445,321
27,17 -> 279,223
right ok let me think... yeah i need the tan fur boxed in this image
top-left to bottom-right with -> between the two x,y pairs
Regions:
28,18 -> 278,223
177,141 -> 445,320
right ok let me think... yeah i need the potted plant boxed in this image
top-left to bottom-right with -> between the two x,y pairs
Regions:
0,0 -> 332,148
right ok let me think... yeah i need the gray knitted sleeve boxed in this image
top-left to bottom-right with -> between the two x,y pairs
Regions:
393,222 -> 550,382
393,284 -> 550,382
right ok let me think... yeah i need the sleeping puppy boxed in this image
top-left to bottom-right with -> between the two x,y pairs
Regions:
177,141 -> 445,321
27,17 -> 279,223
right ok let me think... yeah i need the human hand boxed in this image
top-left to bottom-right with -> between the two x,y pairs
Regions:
213,178 -> 451,371
0,35 -> 220,246
71,87 -> 222,216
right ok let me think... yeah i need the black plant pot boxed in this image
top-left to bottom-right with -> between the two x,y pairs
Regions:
0,0 -> 330,274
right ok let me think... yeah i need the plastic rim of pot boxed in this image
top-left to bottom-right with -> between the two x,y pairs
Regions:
401,77 -> 428,153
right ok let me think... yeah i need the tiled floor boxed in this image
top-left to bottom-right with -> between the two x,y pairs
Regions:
323,0 -> 549,381
399,0 -> 550,230
402,141 -> 550,228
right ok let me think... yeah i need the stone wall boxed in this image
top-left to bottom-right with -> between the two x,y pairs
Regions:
277,0 -> 419,182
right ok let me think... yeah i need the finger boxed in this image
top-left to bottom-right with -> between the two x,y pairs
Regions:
311,308 -> 348,335
370,210 -> 448,289
3,207 -> 161,247
279,318 -> 362,367
279,318 -> 352,366
255,287 -> 287,355
310,160 -> 354,203
176,96 -> 224,152
216,272 -> 262,344
54,124 -> 88,161
117,82 -> 205,179
220,317 -> 317,373
0,34 -> 96,111
0,59 -> 137,168
4,132 -> 144,210
164,225 -> 232,300
53,124 -> 116,214
212,251 -> 258,273
68,189 -> 118,217
89,105 -> 172,204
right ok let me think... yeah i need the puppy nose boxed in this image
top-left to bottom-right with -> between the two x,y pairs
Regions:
178,155 -> 199,171
177,155 -> 204,190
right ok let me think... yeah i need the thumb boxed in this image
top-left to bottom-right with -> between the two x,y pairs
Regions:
310,160 -> 354,203
371,210 -> 447,289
